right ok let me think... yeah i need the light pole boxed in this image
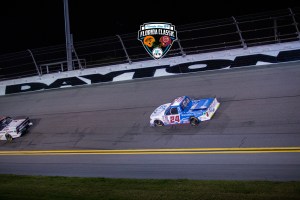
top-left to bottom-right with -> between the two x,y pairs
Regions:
63,0 -> 73,71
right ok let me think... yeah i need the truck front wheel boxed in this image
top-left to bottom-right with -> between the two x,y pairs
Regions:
5,134 -> 13,141
154,120 -> 164,127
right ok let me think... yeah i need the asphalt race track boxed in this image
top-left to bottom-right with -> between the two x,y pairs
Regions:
0,62 -> 300,180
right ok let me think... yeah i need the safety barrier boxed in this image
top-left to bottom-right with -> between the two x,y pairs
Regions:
1,40 -> 300,96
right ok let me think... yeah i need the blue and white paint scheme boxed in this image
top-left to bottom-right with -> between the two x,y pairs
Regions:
150,96 -> 220,126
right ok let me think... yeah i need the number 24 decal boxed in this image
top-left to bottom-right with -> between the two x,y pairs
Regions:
169,115 -> 180,123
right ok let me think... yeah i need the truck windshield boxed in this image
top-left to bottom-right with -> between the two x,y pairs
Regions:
0,117 -> 12,131
180,97 -> 190,110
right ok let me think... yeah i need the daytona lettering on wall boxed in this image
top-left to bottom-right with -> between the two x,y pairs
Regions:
4,49 -> 300,95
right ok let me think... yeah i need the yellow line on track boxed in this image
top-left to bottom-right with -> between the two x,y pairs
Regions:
0,147 -> 300,155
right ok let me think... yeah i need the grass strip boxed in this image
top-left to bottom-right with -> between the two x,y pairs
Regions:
0,174 -> 299,200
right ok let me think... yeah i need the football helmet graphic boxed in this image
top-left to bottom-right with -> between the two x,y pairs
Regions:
143,36 -> 156,47
159,36 -> 171,47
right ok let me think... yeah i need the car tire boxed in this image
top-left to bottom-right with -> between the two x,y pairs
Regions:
154,120 -> 164,127
190,117 -> 200,126
5,134 -> 13,142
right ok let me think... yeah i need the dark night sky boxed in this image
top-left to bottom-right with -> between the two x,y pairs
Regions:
0,0 -> 300,55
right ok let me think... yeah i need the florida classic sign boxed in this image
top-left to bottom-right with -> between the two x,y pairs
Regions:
138,22 -> 177,59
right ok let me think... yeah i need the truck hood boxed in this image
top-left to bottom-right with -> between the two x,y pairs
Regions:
1,118 -> 29,132
8,119 -> 27,128
150,103 -> 171,118
190,98 -> 214,111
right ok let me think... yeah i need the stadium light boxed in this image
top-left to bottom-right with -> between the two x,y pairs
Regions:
63,0 -> 73,71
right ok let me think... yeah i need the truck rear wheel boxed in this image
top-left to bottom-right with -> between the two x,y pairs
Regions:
190,117 -> 200,126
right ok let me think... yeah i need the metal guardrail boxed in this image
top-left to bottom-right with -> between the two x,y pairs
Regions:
0,7 -> 299,81
39,59 -> 86,75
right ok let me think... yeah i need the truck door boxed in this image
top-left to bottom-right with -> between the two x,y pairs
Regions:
167,107 -> 180,124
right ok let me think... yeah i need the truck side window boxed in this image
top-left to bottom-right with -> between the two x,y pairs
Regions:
170,107 -> 178,115
165,108 -> 171,115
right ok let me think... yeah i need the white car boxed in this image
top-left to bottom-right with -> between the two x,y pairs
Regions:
0,116 -> 33,141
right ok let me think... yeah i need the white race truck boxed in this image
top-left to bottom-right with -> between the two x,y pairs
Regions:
0,116 -> 33,141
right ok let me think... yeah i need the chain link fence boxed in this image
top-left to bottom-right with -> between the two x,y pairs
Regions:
0,7 -> 299,81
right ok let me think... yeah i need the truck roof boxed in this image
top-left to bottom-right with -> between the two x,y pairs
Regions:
170,96 -> 186,107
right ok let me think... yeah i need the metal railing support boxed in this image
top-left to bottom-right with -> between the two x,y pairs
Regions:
288,8 -> 300,40
176,38 -> 186,57
273,18 -> 279,42
71,34 -> 83,70
232,16 -> 247,49
72,46 -> 83,70
27,49 -> 41,76
116,34 -> 132,64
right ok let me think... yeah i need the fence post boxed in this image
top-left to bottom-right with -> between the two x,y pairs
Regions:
177,38 -> 186,57
116,35 -> 132,64
288,8 -> 300,40
232,16 -> 247,49
27,49 -> 41,76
